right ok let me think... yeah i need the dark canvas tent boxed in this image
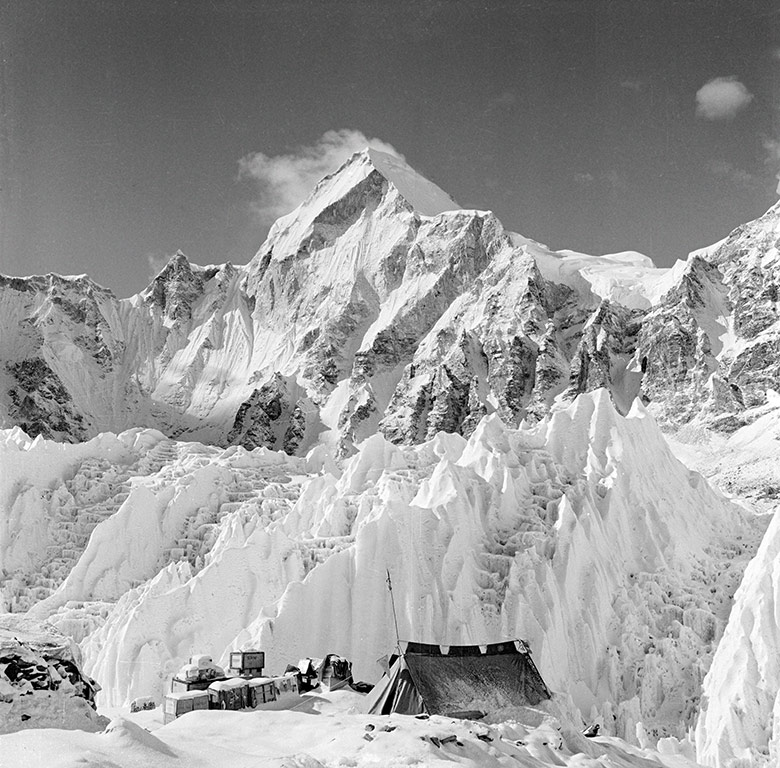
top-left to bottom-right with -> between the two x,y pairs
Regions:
365,640 -> 550,719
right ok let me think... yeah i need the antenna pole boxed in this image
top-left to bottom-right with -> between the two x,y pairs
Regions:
386,568 -> 402,654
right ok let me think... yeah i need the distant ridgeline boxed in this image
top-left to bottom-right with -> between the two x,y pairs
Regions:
2,150 -> 780,453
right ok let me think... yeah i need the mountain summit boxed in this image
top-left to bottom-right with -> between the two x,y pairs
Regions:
251,148 -> 461,273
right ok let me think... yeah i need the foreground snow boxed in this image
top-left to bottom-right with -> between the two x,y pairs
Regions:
0,689 -> 701,768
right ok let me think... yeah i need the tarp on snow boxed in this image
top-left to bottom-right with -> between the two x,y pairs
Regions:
365,640 -> 550,718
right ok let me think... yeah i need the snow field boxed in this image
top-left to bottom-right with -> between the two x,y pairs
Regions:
0,690 -> 703,768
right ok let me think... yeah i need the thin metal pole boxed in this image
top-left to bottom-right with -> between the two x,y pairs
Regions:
386,568 -> 402,654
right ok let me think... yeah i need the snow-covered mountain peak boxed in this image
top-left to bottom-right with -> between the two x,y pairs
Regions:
252,149 -> 461,270
0,271 -> 115,301
363,147 -> 461,217
139,251 -> 226,324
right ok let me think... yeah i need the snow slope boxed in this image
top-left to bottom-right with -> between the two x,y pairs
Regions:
529,243 -> 685,310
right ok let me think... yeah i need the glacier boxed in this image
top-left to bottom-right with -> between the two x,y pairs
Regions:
0,392 -> 764,752
2,148 -> 780,766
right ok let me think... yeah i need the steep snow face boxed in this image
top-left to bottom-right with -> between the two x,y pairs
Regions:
18,393 -> 752,748
695,510 -> 780,767
366,148 -> 462,216
118,258 -> 254,444
668,392 -> 780,514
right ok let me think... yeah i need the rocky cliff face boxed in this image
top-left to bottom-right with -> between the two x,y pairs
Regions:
3,150 -> 780,451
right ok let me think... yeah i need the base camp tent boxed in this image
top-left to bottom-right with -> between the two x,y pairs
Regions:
365,640 -> 550,719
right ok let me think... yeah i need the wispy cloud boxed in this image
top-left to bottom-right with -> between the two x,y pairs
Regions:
238,129 -> 402,225
695,76 -> 754,121
762,137 -> 780,194
145,251 -> 174,280
706,159 -> 759,190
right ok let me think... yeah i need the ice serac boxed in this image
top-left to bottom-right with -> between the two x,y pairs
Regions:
695,509 -> 780,768
50,393 -> 753,748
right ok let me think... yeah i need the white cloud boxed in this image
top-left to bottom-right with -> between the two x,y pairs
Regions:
695,76 -> 754,121
238,129 -> 402,225
145,251 -> 174,280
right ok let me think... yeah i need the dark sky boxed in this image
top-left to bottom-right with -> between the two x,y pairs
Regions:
2,0 -> 779,296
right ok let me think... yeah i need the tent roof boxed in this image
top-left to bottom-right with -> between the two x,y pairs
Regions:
366,639 -> 550,719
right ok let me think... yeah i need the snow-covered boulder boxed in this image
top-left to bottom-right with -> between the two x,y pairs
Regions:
0,613 -> 107,734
